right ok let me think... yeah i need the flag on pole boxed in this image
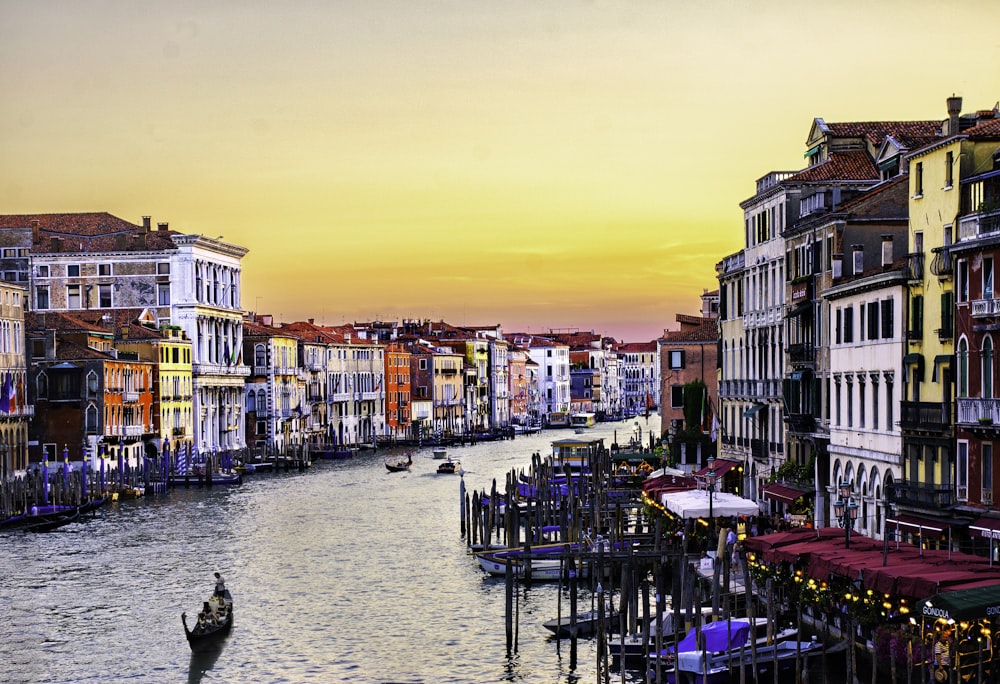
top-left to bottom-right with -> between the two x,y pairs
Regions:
710,413 -> 719,443
0,372 -> 10,413
701,386 -> 710,433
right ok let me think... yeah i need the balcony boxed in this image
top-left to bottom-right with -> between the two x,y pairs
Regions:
887,481 -> 954,509
959,208 -> 1000,241
972,298 -> 1000,318
956,397 -> 1000,426
929,246 -> 953,277
124,391 -> 139,403
750,438 -> 767,462
172,427 -> 186,436
907,252 -> 924,282
787,343 -> 815,366
900,400 -> 950,432
786,413 -> 816,434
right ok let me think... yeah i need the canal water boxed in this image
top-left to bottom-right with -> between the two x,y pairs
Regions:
0,417 -> 659,684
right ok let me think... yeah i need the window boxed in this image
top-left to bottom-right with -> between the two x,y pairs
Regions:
98,284 -> 112,308
254,344 -> 266,368
836,308 -> 842,344
986,257 -> 995,300
957,260 -> 969,303
85,404 -> 99,433
911,295 -> 923,337
669,350 -> 685,369
867,302 -> 879,340
886,376 -> 894,429
915,162 -> 923,196
858,376 -> 866,429
157,262 -> 170,275
957,441 -> 968,501
984,336 -> 994,399
418,359 -> 427,371
941,292 -> 954,338
843,306 -> 854,343
98,264 -> 112,276
985,444 -> 994,495
67,285 -> 81,309
35,285 -> 49,310
854,249 -> 864,275
86,371 -> 99,397
67,264 -> 80,277
945,151 -> 954,188
671,385 -> 684,408
958,337 -> 969,398
157,283 -> 170,306
36,265 -> 49,278
881,299 -> 893,339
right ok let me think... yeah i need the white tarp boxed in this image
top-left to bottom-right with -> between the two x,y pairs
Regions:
660,489 -> 759,519
646,466 -> 688,479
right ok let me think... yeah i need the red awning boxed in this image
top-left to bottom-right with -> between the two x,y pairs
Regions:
886,514 -> 958,535
762,482 -> 813,504
693,459 -> 739,478
970,517 -> 1000,541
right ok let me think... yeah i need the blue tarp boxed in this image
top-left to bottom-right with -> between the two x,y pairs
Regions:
673,620 -> 751,654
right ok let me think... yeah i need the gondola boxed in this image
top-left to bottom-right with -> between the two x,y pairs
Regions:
25,508 -> 79,533
181,589 -> 233,652
385,453 -> 412,472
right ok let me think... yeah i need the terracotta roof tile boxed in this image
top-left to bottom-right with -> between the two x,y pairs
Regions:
787,151 -> 878,183
965,118 -> 1000,139
0,212 -> 180,254
824,121 -> 940,146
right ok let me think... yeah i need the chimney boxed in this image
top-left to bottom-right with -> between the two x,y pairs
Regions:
947,95 -> 962,136
832,252 -> 843,280
308,318 -> 314,324
50,236 -> 63,252
141,216 -> 151,233
852,244 -> 864,275
881,235 -> 893,268
157,222 -> 169,232
31,219 -> 40,244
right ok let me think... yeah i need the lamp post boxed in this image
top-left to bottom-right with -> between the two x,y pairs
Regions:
833,479 -> 860,549
707,456 -> 718,542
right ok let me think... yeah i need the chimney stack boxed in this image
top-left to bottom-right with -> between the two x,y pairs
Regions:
947,95 -> 963,136
31,219 -> 40,244
141,216 -> 151,233
881,235 -> 893,268
157,222 -> 169,232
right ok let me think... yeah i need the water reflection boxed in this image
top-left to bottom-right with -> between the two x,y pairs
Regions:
187,642 -> 225,684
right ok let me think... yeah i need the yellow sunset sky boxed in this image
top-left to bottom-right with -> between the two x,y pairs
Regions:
1,1 -> 998,341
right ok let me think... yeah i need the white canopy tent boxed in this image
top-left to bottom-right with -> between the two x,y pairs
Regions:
660,489 -> 760,519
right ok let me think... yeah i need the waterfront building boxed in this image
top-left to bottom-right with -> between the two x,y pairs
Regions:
323,326 -> 386,448
0,213 -> 250,460
168,231 -> 249,456
107,309 -> 194,459
506,334 -> 570,425
657,304 -> 719,471
547,329 -> 617,420
616,340 -> 658,417
0,281 -> 30,477
508,344 -> 531,425
280,321 -> 333,452
243,315 -> 303,455
928,103 -> 1000,554
404,339 -> 465,438
26,311 -> 154,468
781,174 -> 915,527
383,342 -> 412,442
823,238 -> 908,541
717,250 -> 747,482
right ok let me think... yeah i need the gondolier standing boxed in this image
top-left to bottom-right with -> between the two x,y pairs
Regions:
214,572 -> 226,598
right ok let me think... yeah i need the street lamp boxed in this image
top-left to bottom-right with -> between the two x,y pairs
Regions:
833,479 -> 860,549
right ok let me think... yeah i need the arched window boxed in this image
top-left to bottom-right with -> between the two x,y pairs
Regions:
256,389 -> 266,414
958,337 -> 969,398
37,372 -> 48,399
246,390 -> 256,413
255,344 -> 266,369
984,336 -> 994,399
86,371 -> 99,398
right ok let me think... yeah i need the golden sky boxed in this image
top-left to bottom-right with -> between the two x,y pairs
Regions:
1,1 -> 998,341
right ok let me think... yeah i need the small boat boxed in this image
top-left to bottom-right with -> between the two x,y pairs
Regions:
436,458 -> 461,474
543,607 -> 619,638
658,620 -> 817,684
182,589 -> 233,652
25,508 -> 79,533
432,447 -> 448,460
169,470 -> 242,487
385,453 -> 413,473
